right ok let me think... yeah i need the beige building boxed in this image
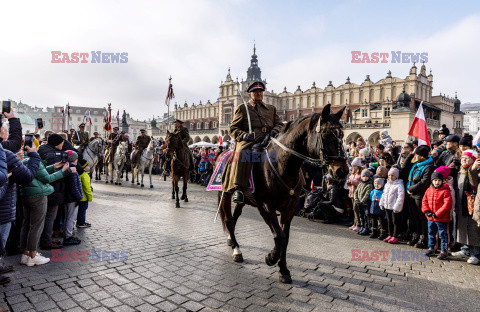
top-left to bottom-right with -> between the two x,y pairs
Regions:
67,105 -> 108,135
174,47 -> 463,145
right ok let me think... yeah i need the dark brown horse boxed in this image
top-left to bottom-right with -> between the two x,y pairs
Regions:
219,104 -> 348,284
165,131 -> 190,208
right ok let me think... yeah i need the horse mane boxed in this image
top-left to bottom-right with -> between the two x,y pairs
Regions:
281,115 -> 313,133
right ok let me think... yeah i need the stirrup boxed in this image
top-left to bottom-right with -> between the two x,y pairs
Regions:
233,190 -> 244,204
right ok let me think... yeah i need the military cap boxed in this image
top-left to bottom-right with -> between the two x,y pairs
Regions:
79,123 -> 86,127
113,127 -> 119,131
174,119 -> 183,124
70,129 -> 75,131
93,132 -> 99,135
140,129 -> 146,132
62,130 -> 68,133
247,81 -> 266,93
120,130 -> 126,134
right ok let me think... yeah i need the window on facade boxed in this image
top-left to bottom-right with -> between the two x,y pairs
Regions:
190,123 -> 193,130
76,110 -> 81,113
94,118 -> 98,122
213,122 -> 217,128
57,108 -> 61,113
290,115 -> 295,121
224,108 -> 232,124
197,122 -> 201,129
94,126 -> 98,131
361,109 -> 368,118
94,111 -> 98,115
384,107 -> 390,117
77,117 -> 81,121
456,121 -> 461,128
205,122 -> 209,129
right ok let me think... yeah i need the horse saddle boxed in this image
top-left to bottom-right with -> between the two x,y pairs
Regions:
206,150 -> 255,193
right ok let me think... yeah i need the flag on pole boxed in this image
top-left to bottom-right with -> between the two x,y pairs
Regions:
408,101 -> 430,146
473,131 -> 480,146
165,83 -> 175,106
86,110 -> 93,126
116,110 -> 120,127
218,129 -> 223,146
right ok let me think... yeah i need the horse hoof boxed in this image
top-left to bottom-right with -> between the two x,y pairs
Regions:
233,254 -> 243,263
137,183 -> 140,185
141,184 -> 144,187
105,181 -> 108,184
114,182 -> 118,185
180,194 -> 186,200
119,183 -> 122,185
131,181 -> 134,184
279,272 -> 292,284
227,239 -> 233,246
265,254 -> 278,266
184,197 -> 188,202
150,185 -> 153,188
126,178 -> 129,181
172,195 -> 175,199
175,203 -> 180,208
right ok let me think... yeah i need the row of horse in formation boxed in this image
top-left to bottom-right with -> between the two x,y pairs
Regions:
81,137 -> 168,188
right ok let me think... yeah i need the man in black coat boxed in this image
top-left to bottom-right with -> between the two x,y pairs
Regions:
37,134 -> 67,249
0,110 -> 22,153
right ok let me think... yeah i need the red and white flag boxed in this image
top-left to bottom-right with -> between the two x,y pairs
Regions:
408,101 -> 430,146
165,83 -> 174,107
218,129 -> 223,146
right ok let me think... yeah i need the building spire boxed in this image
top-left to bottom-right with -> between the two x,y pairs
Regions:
246,43 -> 261,82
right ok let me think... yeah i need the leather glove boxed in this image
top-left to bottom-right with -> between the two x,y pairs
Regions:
270,129 -> 279,138
425,211 -> 434,218
243,133 -> 255,142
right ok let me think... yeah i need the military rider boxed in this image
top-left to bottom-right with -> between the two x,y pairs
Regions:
73,123 -> 89,151
221,81 -> 283,204
133,129 -> 151,166
173,119 -> 194,170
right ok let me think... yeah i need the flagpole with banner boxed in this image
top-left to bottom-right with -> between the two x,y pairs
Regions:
165,76 -> 174,131
397,101 -> 430,165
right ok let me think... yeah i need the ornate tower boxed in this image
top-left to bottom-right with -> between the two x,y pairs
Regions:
246,44 -> 261,82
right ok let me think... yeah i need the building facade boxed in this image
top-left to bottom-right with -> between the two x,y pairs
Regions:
174,47 -> 463,145
67,106 -> 108,135
462,102 -> 480,134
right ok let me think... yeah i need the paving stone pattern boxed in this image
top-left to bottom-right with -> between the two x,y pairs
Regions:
1,176 -> 480,311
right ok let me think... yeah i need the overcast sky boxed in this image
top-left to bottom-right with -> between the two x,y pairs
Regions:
1,0 -> 479,120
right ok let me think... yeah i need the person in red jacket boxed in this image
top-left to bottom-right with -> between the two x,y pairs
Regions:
422,171 -> 453,260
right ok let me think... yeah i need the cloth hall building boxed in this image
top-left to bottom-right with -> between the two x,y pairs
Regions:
173,47 -> 463,146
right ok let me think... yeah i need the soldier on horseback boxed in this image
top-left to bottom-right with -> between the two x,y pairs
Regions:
73,123 -> 90,152
173,119 -> 194,170
221,81 -> 283,204
132,129 -> 151,167
90,131 -> 100,141
106,127 -> 127,163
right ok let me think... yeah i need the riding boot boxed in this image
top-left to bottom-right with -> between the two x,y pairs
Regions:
232,190 -> 245,204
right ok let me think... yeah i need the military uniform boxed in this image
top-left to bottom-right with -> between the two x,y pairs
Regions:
133,134 -> 151,165
74,130 -> 90,151
221,97 -> 283,194
106,131 -> 126,163
173,125 -> 194,168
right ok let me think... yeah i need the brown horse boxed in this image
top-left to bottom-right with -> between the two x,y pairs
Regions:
165,131 -> 190,208
219,104 -> 348,284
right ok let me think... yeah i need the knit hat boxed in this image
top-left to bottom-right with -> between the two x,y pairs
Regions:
361,169 -> 372,178
380,130 -> 388,136
459,134 -> 473,147
414,145 -> 430,158
47,133 -> 64,147
388,167 -> 400,179
462,149 -> 478,162
431,171 -> 444,181
376,166 -> 388,178
351,157 -> 363,167
66,150 -> 78,162
412,140 -> 418,146
435,166 -> 451,179
374,178 -> 385,188
359,148 -> 370,157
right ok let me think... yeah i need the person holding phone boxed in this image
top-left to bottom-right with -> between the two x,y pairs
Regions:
0,106 -> 22,153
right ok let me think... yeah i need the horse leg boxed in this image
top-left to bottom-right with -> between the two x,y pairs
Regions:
149,163 -> 153,188
277,208 -> 295,284
140,164 -> 145,187
171,175 -> 175,199
182,172 -> 188,202
258,206 -> 285,267
174,177 -> 180,208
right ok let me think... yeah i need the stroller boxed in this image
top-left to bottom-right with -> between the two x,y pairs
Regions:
198,161 -> 213,186
298,188 -> 323,217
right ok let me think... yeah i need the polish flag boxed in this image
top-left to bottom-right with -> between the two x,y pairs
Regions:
408,101 -> 430,146
218,129 -> 223,146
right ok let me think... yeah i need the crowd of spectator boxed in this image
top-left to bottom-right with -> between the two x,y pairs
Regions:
0,111 -> 93,285
302,127 -> 480,264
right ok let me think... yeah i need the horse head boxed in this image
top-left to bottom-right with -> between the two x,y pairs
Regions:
307,104 -> 349,180
165,131 -> 182,155
117,141 -> 128,158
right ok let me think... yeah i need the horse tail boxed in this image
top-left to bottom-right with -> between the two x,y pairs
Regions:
218,191 -> 230,232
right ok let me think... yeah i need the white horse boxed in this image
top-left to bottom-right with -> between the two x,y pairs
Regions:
133,137 -> 158,188
83,138 -> 106,173
106,141 -> 128,185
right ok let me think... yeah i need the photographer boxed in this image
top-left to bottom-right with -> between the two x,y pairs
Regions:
0,110 -> 22,153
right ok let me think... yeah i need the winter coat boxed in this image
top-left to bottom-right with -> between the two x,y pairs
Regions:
354,179 -> 373,205
379,179 -> 405,213
445,177 -> 456,218
458,168 -> 480,246
380,135 -> 392,150
407,157 -> 434,200
347,173 -> 361,198
320,183 -> 343,209
304,188 -> 322,210
0,150 -> 40,224
38,143 -> 66,206
421,184 -> 453,223
369,188 -> 383,215
0,117 -> 22,153
0,145 -> 8,199
64,172 -> 83,204
80,171 -> 93,202
19,159 -> 68,198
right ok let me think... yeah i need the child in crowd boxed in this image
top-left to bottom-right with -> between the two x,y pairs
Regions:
369,178 -> 385,239
422,171 -> 453,259
63,151 -> 83,246
354,169 -> 373,235
375,166 -> 388,179
77,159 -> 92,228
380,167 -> 405,244
347,157 -> 363,231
